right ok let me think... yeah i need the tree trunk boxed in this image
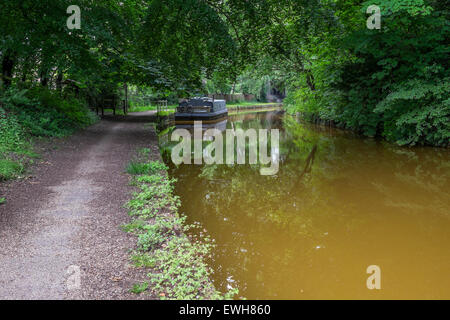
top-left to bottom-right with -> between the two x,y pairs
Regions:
21,58 -> 29,83
56,71 -> 63,93
231,80 -> 236,94
306,71 -> 316,91
2,53 -> 15,88
40,70 -> 49,87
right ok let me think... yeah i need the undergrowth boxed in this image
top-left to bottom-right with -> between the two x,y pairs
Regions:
0,88 -> 98,181
123,150 -> 237,300
0,105 -> 33,180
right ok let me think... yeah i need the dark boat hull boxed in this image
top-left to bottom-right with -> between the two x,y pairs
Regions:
174,109 -> 228,124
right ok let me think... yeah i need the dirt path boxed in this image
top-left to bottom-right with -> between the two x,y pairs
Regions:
0,116 -> 160,299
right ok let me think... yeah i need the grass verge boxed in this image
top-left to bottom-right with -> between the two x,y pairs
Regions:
122,149 -> 237,300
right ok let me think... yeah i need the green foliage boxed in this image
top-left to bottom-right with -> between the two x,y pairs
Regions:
0,105 -> 30,180
137,222 -> 172,251
0,87 -> 97,181
0,107 -> 30,157
0,106 -> 28,154
285,0 -> 449,146
0,197 -> 5,205
148,236 -> 227,300
124,157 -> 237,300
126,181 -> 179,219
334,1 -> 449,146
121,219 -> 147,233
1,0 -> 446,151
0,159 -> 24,181
130,282 -> 149,294
374,77 -> 450,146
126,160 -> 168,175
0,88 -> 98,137
131,253 -> 157,268
141,0 -> 239,93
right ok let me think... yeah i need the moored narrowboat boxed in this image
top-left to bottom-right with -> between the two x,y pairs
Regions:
175,97 -> 228,124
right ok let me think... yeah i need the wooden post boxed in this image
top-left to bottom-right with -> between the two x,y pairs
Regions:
124,83 -> 128,114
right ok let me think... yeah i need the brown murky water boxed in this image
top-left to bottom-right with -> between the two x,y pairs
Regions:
161,110 -> 450,300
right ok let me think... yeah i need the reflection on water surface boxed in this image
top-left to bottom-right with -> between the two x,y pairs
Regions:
161,110 -> 450,299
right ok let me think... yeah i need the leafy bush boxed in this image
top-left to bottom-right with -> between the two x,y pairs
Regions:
126,160 -> 168,175
0,106 -> 28,154
0,87 -> 98,181
0,88 -> 98,137
285,1 -> 449,147
0,106 -> 30,180
130,282 -> 149,294
374,77 -> 450,146
0,159 -> 24,180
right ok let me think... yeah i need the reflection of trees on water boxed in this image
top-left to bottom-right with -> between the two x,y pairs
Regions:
164,113 -> 450,298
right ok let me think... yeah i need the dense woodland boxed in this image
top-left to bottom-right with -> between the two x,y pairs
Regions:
0,0 -> 448,179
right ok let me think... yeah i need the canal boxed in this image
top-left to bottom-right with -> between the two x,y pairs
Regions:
160,109 -> 450,299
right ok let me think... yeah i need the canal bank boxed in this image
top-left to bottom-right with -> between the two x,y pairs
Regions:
227,103 -> 283,111
122,141 -> 236,299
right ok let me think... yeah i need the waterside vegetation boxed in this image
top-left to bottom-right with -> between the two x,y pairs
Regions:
123,149 -> 238,299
